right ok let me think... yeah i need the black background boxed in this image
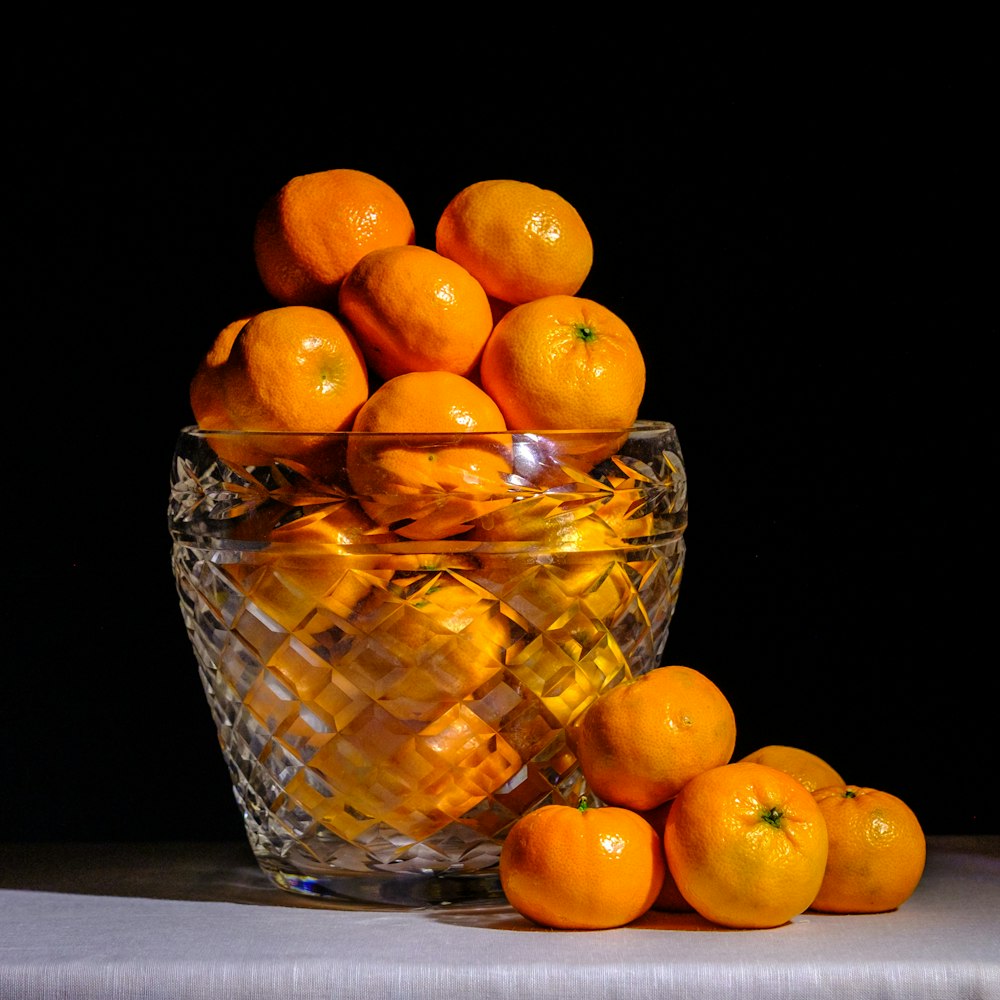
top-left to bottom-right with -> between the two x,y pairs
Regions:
5,34 -> 993,845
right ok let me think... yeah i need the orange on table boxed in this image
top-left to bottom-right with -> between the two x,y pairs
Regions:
638,799 -> 694,912
189,314 -> 254,430
739,744 -> 845,793
345,371 -> 513,540
810,785 -> 926,914
338,244 -> 495,381
572,665 -> 737,811
221,305 -> 369,435
499,799 -> 665,929
435,179 -> 593,304
254,167 -> 415,308
479,294 -> 646,432
664,761 -> 830,929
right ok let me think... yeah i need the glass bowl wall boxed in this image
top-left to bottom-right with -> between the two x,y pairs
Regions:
168,421 -> 687,908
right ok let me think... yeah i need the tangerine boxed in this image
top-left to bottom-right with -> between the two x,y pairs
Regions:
638,799 -> 694,912
436,179 -> 593,304
740,744 -> 845,793
222,305 -> 369,435
665,762 -> 830,928
189,314 -> 253,430
254,168 -> 414,308
499,799 -> 665,929
573,665 -> 737,811
338,244 -> 494,381
479,295 -> 645,432
810,785 -> 926,913
345,371 -> 513,540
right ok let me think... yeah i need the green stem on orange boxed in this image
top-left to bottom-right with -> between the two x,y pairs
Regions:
760,806 -> 783,828
578,797 -> 590,813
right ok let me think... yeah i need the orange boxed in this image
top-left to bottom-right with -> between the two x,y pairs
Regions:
468,496 -> 630,625
253,168 -> 415,308
189,314 -> 253,429
344,567 -> 511,721
572,665 -> 737,811
810,785 -> 926,913
664,762 -> 830,928
302,701 -> 524,844
638,799 -> 694,912
499,799 -> 665,929
221,305 -> 369,435
346,371 -> 513,540
740,744 -> 845,793
479,295 -> 646,432
338,244 -> 495,381
435,179 -> 593,305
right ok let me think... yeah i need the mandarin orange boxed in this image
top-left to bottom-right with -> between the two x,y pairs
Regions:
665,762 -> 830,928
345,371 -> 513,540
436,179 -> 593,304
302,701 -> 524,843
479,295 -> 645,432
338,244 -> 494,381
345,568 -> 510,721
638,799 -> 695,912
573,665 -> 737,811
189,314 -> 253,430
810,785 -> 926,913
740,744 -> 845,793
254,168 -> 414,308
221,305 -> 369,435
499,800 -> 665,929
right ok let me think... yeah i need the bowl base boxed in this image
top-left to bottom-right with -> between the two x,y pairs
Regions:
263,864 -> 509,910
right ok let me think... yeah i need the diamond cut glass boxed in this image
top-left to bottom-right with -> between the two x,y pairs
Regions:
168,421 -> 687,907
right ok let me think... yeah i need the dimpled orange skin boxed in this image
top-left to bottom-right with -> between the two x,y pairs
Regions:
499,802 -> 665,929
479,295 -> 646,431
435,178 -> 593,305
664,762 -> 830,929
254,168 -> 415,308
810,785 -> 926,914
338,244 -> 495,381
221,305 -> 369,434
572,665 -> 737,812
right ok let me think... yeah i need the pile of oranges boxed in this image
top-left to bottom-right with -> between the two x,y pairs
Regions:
190,167 -> 646,452
186,167 -> 926,931
500,664 -> 927,930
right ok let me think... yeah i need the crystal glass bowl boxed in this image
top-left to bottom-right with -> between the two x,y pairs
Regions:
168,421 -> 687,908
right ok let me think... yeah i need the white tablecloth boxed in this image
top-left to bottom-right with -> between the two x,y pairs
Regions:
1,836 -> 997,999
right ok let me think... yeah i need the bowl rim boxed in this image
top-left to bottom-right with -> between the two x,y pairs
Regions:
178,419 -> 678,440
